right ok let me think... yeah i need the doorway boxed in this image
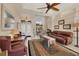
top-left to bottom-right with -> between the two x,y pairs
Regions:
36,16 -> 45,35
20,20 -> 33,37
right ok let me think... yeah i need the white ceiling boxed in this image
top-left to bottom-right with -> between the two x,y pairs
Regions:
7,3 -> 79,17
22,3 -> 47,13
22,3 -> 79,16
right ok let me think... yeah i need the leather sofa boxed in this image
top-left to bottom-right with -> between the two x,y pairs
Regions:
47,31 -> 73,45
0,36 -> 27,56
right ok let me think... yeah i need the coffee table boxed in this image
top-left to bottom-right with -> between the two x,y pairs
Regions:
40,35 -> 56,48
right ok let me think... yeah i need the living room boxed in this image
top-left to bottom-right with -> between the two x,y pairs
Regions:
0,3 -> 79,56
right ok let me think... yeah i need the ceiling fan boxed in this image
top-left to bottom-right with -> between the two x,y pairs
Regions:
37,3 -> 60,13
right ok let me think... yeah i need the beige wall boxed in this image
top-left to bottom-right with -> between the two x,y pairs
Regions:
0,4 -> 22,35
44,16 -> 52,30
51,8 -> 77,32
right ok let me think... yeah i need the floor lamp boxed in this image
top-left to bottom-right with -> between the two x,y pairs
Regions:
73,23 -> 79,47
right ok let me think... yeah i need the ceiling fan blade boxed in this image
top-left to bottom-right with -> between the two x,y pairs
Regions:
51,3 -> 60,7
45,9 -> 50,13
37,7 -> 47,9
52,6 -> 59,11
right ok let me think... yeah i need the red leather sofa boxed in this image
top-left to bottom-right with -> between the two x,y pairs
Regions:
48,31 -> 73,45
0,36 -> 27,56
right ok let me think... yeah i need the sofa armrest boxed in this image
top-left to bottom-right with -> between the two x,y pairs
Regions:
65,37 -> 73,45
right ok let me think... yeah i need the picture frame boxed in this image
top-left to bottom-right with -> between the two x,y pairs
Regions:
54,25 -> 59,29
63,24 -> 71,29
58,20 -> 65,25
1,4 -> 16,30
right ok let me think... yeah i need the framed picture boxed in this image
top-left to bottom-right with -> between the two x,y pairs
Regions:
58,20 -> 64,25
54,25 -> 59,29
63,24 -> 71,29
1,4 -> 16,30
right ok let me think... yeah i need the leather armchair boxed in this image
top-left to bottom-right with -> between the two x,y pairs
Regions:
0,36 -> 27,56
